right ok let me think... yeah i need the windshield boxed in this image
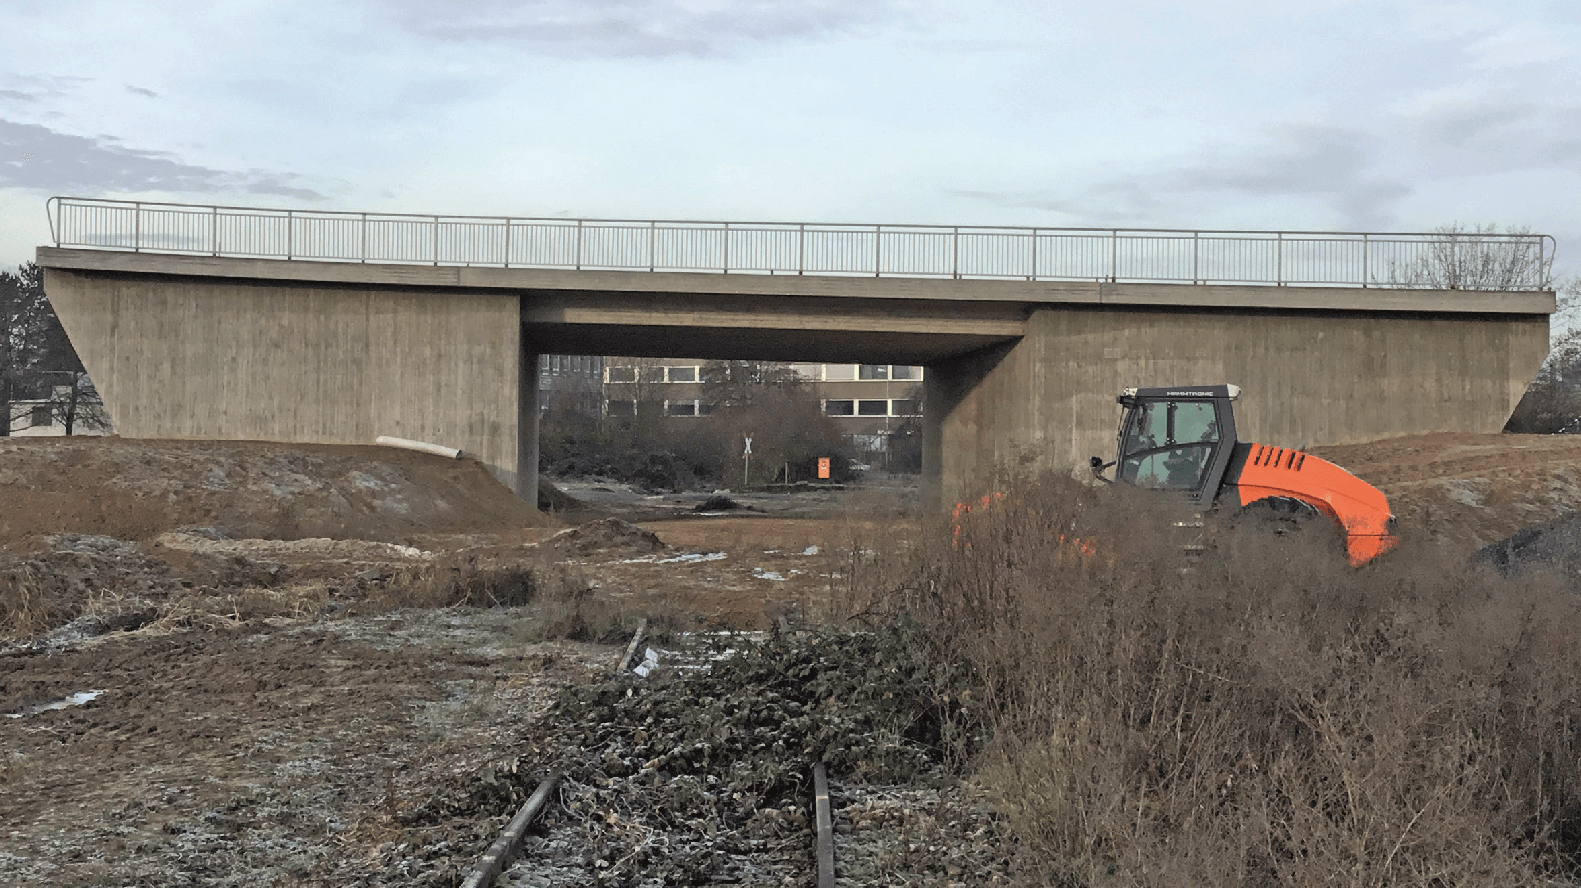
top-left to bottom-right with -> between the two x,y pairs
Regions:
1116,399 -> 1221,492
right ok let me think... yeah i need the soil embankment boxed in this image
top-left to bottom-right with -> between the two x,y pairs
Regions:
0,436 -> 551,549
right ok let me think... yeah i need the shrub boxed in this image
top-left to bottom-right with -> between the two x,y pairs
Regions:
895,471 -> 1581,886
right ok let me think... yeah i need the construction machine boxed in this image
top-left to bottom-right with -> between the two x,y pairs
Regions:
1090,385 -> 1397,566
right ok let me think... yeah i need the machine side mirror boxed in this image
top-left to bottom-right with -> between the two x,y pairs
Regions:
1089,455 -> 1114,483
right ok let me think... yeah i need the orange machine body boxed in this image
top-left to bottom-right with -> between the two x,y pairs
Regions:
1225,442 -> 1397,566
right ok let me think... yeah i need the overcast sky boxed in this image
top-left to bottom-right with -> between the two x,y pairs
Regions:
3,0 -> 1578,288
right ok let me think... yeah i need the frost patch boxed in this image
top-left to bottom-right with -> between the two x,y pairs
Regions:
6,690 -> 104,719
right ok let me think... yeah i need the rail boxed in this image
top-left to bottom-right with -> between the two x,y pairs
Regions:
46,196 -> 1557,290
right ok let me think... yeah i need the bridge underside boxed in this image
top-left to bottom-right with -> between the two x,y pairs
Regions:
37,247 -> 1554,510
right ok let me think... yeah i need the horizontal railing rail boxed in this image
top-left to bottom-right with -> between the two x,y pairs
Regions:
45,197 -> 1557,290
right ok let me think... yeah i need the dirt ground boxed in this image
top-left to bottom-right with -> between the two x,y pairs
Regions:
2,431 -> 1578,885
1309,431 -> 1581,555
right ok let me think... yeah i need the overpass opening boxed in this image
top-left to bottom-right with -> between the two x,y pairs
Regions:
536,354 -> 926,493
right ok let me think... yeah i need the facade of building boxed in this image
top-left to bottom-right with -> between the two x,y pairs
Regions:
600,357 -> 923,454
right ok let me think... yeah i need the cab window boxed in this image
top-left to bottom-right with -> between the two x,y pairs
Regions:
1117,400 -> 1221,492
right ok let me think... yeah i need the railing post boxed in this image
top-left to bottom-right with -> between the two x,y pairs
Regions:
1276,232 -> 1283,285
134,201 -> 142,252
432,215 -> 439,266
286,209 -> 294,259
575,219 -> 583,270
503,218 -> 511,268
874,225 -> 881,277
648,220 -> 655,272
952,227 -> 959,279
1109,229 -> 1117,282
211,205 -> 219,256
361,213 -> 368,263
724,222 -> 730,273
1029,229 -> 1037,281
1362,233 -> 1369,287
798,224 -> 805,276
1192,231 -> 1199,284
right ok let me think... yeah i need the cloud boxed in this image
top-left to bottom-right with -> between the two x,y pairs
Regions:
960,125 -> 1413,230
0,119 -> 322,199
383,0 -> 903,58
125,85 -> 159,98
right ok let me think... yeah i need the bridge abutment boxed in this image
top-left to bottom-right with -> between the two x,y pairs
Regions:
42,266 -> 529,493
926,305 -> 1550,508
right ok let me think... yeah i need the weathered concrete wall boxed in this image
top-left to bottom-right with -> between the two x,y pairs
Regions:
44,268 -> 528,494
926,306 -> 1552,507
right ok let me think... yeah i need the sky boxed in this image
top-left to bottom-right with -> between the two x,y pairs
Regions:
2,0 -> 1579,292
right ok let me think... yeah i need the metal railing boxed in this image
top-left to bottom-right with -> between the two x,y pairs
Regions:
46,196 -> 1557,290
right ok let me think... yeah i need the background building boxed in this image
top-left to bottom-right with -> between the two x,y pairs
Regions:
600,357 -> 923,464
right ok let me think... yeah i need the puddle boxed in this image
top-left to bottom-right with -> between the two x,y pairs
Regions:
6,690 -> 105,719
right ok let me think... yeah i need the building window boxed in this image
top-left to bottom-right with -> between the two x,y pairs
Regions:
824,399 -> 855,416
666,366 -> 698,383
892,366 -> 919,380
605,399 -> 635,416
858,399 -> 889,416
665,400 -> 698,416
607,366 -> 636,383
824,365 -> 856,381
858,364 -> 889,380
891,399 -> 921,416
30,405 -> 51,427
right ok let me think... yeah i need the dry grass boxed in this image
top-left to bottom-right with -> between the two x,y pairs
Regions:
376,549 -> 640,642
857,472 -> 1581,886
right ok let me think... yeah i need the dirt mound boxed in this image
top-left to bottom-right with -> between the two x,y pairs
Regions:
0,437 -> 550,549
1307,432 -> 1581,555
542,518 -> 668,559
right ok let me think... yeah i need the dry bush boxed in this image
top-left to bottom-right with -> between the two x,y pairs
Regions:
0,558 -> 74,639
376,551 -> 630,642
899,471 -> 1581,886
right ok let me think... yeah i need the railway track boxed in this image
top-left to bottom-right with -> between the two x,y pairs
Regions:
451,622 -> 1007,886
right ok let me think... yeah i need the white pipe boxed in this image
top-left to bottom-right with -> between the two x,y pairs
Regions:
375,435 -> 462,459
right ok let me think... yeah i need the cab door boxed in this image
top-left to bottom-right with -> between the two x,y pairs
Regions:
1115,394 -> 1235,510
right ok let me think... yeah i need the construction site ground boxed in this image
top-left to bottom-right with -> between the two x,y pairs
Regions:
3,431 -> 1580,886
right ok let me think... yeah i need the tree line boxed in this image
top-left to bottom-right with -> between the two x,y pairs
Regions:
0,262 -> 109,436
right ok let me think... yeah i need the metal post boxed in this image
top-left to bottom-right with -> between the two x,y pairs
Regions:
575,219 -> 583,270
1362,233 -> 1369,287
211,205 -> 219,256
798,223 -> 805,275
360,213 -> 368,263
1110,229 -> 1118,282
1192,231 -> 1199,284
723,222 -> 730,273
134,202 -> 142,252
648,220 -> 655,272
1029,228 -> 1037,281
1276,232 -> 1283,285
286,209 -> 293,259
503,218 -> 511,268
874,225 -> 881,277
952,227 -> 959,279
432,216 -> 439,266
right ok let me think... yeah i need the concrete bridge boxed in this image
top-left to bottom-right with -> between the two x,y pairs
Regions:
38,198 -> 1557,509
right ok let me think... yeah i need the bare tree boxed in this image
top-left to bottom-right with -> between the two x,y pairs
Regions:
0,263 -> 83,436
1506,278 -> 1581,433
700,360 -> 804,410
1379,223 -> 1553,291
